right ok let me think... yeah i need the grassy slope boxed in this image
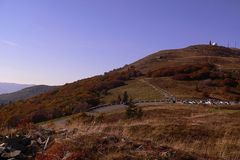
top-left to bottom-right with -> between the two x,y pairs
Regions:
103,77 -> 203,102
131,45 -> 240,73
42,104 -> 240,159
102,79 -> 165,103
122,45 -> 240,101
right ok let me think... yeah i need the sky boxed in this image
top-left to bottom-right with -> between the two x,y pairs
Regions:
0,0 -> 239,85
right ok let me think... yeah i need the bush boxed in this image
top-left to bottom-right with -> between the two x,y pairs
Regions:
173,74 -> 191,80
223,78 -> 238,87
6,115 -> 21,127
122,91 -> 129,104
202,92 -> 210,98
31,109 -> 49,123
126,101 -> 143,119
148,64 -> 214,78
209,72 -> 225,80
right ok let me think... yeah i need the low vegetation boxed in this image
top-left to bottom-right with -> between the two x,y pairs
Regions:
0,44 -> 240,131
37,104 -> 240,160
0,67 -> 142,127
0,45 -> 240,159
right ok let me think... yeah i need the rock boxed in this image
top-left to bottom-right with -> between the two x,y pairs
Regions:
1,150 -> 21,158
0,146 -> 5,154
43,137 -> 50,150
0,128 -> 56,159
37,137 -> 45,145
4,135 -> 31,150
0,143 -> 6,147
62,151 -> 73,160
56,129 -> 67,134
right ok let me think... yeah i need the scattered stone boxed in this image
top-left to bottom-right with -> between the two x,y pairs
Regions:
0,147 -> 5,155
0,143 -> 6,147
43,137 -> 50,150
1,150 -> 21,159
0,128 -> 55,159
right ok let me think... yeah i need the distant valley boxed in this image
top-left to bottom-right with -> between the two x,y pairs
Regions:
0,82 -> 33,94
0,85 -> 58,105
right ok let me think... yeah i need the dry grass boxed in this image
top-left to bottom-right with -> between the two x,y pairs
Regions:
102,79 -> 165,103
44,104 -> 240,159
132,45 -> 240,74
147,77 -> 202,99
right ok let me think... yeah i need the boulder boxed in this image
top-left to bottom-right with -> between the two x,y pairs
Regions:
0,146 -> 5,155
1,150 -> 21,158
0,128 -> 56,159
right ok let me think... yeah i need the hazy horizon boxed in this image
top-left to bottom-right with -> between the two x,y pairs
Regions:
1,0 -> 240,85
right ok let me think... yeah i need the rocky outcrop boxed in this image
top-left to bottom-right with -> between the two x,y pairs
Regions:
0,128 -> 55,160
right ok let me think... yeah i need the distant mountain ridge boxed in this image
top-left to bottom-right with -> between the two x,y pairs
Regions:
0,85 -> 58,105
0,82 -> 33,94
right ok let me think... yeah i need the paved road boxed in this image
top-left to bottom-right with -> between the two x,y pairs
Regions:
90,104 -> 127,113
42,104 -> 128,128
42,100 -> 239,129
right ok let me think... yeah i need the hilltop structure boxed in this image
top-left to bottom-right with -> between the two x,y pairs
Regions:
209,40 -> 218,46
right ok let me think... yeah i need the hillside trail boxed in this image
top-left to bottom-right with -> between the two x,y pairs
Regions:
138,78 -> 175,99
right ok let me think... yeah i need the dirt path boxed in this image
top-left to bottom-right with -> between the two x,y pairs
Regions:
138,78 -> 174,99
187,112 -> 217,119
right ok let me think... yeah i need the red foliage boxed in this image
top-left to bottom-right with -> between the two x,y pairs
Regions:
35,143 -> 66,160
2,67 -> 143,126
148,63 -> 215,78
6,115 -> 21,128
31,109 -> 50,123
172,74 -> 191,80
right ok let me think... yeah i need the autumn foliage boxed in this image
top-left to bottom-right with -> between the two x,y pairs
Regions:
0,66 -> 143,126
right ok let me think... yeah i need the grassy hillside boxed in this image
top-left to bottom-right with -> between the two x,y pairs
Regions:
102,79 -> 165,103
0,85 -> 58,105
104,45 -> 240,102
0,67 -> 142,127
131,45 -> 240,73
0,44 -> 240,127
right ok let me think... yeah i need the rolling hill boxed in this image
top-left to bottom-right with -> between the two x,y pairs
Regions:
0,85 -> 58,105
104,45 -> 240,102
0,44 -> 239,127
0,82 -> 33,94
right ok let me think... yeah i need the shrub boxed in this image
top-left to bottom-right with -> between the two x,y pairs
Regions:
148,64 -> 214,78
126,100 -> 143,119
122,91 -> 129,104
6,115 -> 21,127
31,109 -> 49,123
223,78 -> 238,87
173,74 -> 191,80
202,92 -> 210,98
209,72 -> 225,80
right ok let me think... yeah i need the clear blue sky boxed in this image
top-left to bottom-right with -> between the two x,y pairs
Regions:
0,0 -> 239,85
